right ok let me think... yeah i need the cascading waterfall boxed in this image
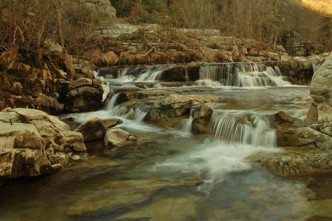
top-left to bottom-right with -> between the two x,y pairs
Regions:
105,93 -> 147,122
210,111 -> 276,147
181,108 -> 194,134
115,66 -> 166,83
126,108 -> 148,122
199,63 -> 291,87
106,93 -> 128,116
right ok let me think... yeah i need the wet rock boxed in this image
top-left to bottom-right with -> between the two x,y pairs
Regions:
0,108 -> 86,178
192,103 -> 218,134
64,78 -> 104,113
145,94 -> 219,122
104,128 -> 137,148
66,177 -> 202,216
76,117 -> 107,143
271,53 -> 328,85
277,127 -> 332,150
101,118 -> 123,129
252,149 -> 332,177
119,195 -> 200,221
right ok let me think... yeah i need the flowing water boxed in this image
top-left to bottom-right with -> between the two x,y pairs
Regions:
1,63 -> 330,221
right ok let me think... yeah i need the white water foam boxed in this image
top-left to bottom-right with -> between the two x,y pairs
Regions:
211,111 -> 276,147
153,141 -> 280,193
199,63 -> 291,87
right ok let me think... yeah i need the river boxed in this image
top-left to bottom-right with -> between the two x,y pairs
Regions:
1,63 -> 331,221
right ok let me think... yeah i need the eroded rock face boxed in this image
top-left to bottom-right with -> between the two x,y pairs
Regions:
309,53 -> 332,123
64,78 -> 104,113
0,108 -> 86,178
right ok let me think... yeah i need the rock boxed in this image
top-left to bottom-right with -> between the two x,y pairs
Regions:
65,78 -> 104,113
145,94 -> 219,122
119,195 -> 200,221
309,53 -> 332,123
104,128 -> 137,148
71,155 -> 81,161
101,118 -> 123,129
0,149 -> 52,177
252,149 -> 332,177
76,117 -> 107,143
35,93 -> 64,114
192,103 -> 218,134
66,177 -> 202,216
0,108 -> 86,178
277,127 -> 332,150
281,31 -> 305,56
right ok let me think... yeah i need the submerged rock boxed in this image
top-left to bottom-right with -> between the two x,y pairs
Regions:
0,108 -> 86,178
66,177 -> 202,217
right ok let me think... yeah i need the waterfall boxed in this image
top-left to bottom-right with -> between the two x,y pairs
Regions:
199,63 -> 291,87
135,70 -> 163,82
133,108 -> 148,122
181,108 -> 194,134
210,111 -> 276,147
110,66 -> 165,83
105,93 -> 128,116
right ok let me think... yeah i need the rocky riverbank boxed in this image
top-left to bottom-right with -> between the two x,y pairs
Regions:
0,18 -> 331,179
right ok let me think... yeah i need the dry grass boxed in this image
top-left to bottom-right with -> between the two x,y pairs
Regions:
301,0 -> 332,16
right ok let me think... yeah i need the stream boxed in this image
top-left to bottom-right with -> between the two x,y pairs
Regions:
0,63 -> 331,221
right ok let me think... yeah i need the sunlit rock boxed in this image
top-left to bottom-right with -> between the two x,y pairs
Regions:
104,128 -> 137,148
0,108 -> 86,178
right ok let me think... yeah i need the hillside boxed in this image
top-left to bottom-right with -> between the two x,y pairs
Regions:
301,0 -> 332,16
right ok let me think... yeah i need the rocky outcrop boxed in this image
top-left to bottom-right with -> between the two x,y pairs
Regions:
308,53 -> 332,124
0,108 -> 86,178
0,44 -> 106,114
145,94 -> 219,122
94,24 -> 294,66
64,78 -> 104,113
255,54 -> 332,177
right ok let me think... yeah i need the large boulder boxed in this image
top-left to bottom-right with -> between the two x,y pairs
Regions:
0,108 -> 86,178
64,78 -> 104,113
308,53 -> 332,123
76,117 -> 107,143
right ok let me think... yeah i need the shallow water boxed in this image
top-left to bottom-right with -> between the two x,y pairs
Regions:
1,65 -> 330,221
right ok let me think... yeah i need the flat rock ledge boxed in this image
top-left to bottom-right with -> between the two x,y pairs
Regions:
0,108 -> 86,178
